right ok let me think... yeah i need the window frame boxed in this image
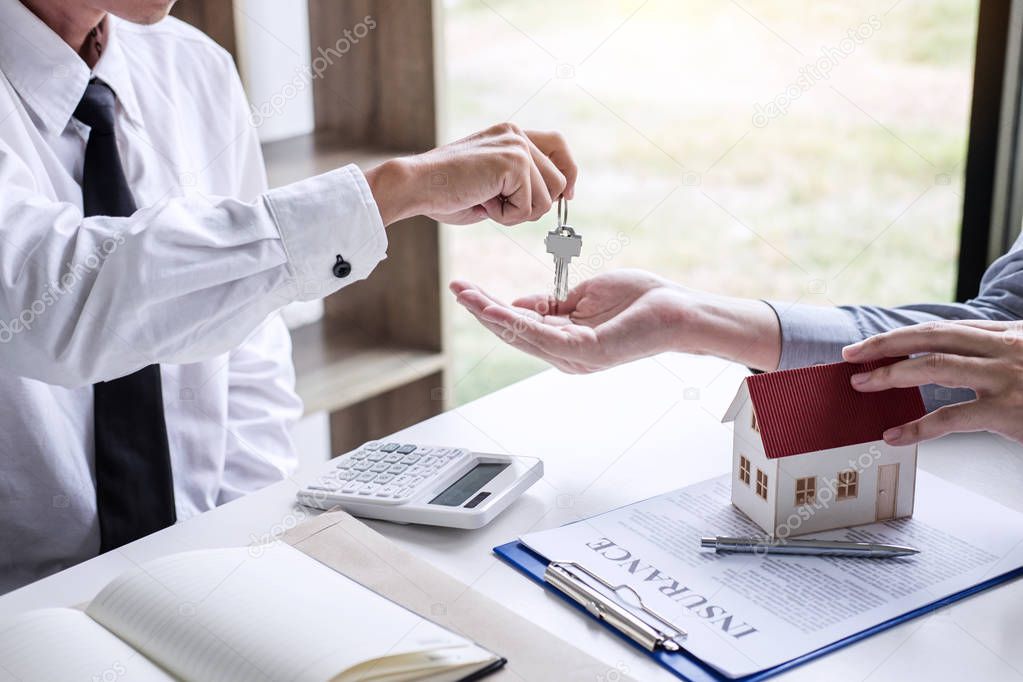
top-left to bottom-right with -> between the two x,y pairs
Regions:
957,0 -> 1023,300
837,469 -> 859,500
739,455 -> 751,485
755,468 -> 768,500
794,476 -> 816,506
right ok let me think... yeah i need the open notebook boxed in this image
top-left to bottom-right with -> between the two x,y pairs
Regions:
0,543 -> 503,681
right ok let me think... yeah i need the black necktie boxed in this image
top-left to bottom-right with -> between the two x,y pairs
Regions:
74,79 -> 176,551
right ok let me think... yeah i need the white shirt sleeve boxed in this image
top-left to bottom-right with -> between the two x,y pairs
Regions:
0,139 -> 387,388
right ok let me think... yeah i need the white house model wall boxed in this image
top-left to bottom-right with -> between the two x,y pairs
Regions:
731,398 -> 917,537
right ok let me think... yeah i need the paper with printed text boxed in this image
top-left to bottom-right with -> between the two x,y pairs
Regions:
520,471 -> 1023,677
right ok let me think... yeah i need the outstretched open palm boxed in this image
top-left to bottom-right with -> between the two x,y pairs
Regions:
450,269 -> 683,373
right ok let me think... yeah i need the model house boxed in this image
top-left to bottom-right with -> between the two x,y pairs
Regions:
722,360 -> 926,538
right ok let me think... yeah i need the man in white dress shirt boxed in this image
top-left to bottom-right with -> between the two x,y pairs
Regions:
0,0 -> 578,592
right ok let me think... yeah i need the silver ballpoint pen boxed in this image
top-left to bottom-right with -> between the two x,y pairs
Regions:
700,536 -> 919,558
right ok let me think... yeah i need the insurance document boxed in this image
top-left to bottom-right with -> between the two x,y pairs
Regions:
519,471 -> 1023,678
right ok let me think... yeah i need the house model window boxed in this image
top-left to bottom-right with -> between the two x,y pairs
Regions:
794,476 -> 816,506
722,359 -> 926,537
837,470 -> 858,500
755,469 -> 768,500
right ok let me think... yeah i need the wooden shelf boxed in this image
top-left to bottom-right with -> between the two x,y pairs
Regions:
290,320 -> 446,415
262,132 -> 411,188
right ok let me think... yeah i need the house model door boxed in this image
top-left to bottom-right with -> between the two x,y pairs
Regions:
876,463 -> 899,521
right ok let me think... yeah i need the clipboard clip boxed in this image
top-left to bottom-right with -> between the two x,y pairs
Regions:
544,560 -> 687,653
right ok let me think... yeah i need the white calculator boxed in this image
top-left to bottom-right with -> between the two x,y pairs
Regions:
296,441 -> 544,529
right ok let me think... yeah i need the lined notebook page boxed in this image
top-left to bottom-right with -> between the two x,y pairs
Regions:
0,608 -> 172,681
85,543 -> 479,682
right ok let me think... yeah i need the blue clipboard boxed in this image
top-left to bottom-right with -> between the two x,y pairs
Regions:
494,539 -> 1023,681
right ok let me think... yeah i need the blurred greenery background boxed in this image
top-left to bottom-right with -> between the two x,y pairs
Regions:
443,0 -> 979,404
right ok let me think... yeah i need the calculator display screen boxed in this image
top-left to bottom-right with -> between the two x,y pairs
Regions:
429,463 -> 509,507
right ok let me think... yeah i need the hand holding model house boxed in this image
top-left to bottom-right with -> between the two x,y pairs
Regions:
723,359 -> 926,538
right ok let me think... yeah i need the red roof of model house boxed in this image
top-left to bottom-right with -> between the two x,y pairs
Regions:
741,359 -> 926,459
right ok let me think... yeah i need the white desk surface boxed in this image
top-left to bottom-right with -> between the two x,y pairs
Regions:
3,354 -> 1023,681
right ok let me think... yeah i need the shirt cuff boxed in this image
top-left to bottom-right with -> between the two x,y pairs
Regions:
263,164 -> 388,301
764,300 -> 864,369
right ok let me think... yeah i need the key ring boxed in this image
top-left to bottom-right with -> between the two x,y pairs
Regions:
557,196 -> 568,227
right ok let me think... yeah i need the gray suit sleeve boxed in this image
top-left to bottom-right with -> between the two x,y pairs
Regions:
764,233 -> 1023,411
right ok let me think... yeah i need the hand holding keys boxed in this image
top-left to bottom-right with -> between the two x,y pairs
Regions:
545,197 -> 583,302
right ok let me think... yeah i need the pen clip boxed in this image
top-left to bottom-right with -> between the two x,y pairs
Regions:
545,560 -> 687,652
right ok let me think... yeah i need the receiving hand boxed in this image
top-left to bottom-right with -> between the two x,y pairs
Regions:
365,123 -> 578,226
843,320 -> 1023,445
450,269 -> 686,373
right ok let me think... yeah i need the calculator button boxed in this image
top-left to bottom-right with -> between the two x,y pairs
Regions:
335,459 -> 354,470
342,482 -> 361,494
375,473 -> 395,484
366,451 -> 385,462
415,446 -> 434,455
370,462 -> 389,473
353,461 -> 372,471
356,472 -> 376,483
397,486 -> 415,499
376,485 -> 399,497
408,464 -> 431,477
380,442 -> 400,452
397,444 -> 417,454
392,474 -> 415,488
350,450 -> 368,460
421,455 -> 438,467
363,442 -> 381,450
358,483 -> 378,495
388,464 -> 408,475
400,454 -> 421,465
383,452 -> 402,463
337,470 -> 356,481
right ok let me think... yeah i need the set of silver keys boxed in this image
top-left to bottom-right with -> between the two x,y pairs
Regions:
544,197 -> 583,302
